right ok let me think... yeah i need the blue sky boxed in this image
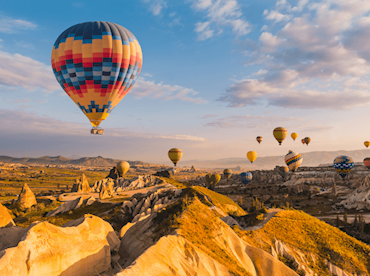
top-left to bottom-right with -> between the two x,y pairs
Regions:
1,0 -> 370,165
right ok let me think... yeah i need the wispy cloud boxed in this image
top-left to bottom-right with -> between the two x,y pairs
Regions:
204,114 -> 302,128
0,16 -> 37,34
0,50 -> 60,92
191,0 -> 251,40
156,134 -> 206,141
132,77 -> 207,104
142,0 -> 167,16
221,0 -> 370,110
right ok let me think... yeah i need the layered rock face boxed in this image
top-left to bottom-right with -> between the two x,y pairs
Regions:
340,176 -> 370,210
17,183 -> 37,209
71,173 -> 91,193
0,203 -> 15,228
0,214 -> 119,276
46,196 -> 95,217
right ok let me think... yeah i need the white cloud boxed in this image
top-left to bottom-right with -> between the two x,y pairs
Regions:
142,0 -> 167,16
222,0 -> 370,110
132,77 -> 207,104
191,0 -> 250,40
0,16 -> 37,34
0,50 -> 60,92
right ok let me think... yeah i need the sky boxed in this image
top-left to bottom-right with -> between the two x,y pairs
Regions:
1,0 -> 370,165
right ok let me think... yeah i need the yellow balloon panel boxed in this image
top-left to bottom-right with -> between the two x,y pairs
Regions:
247,151 -> 257,163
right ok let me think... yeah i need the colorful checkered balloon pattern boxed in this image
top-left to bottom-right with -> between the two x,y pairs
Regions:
333,155 -> 354,179
285,150 -> 303,172
51,21 -> 143,127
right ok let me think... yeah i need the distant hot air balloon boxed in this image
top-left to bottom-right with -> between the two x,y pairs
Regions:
334,156 -> 354,180
247,151 -> 257,163
304,137 -> 311,146
273,127 -> 288,145
301,139 -> 306,145
276,166 -> 289,180
116,161 -> 130,176
363,158 -> 370,170
256,136 -> 263,144
240,172 -> 252,185
211,174 -> 221,186
223,169 -> 232,180
51,21 -> 143,134
168,148 -> 183,167
284,150 -> 303,172
205,173 -> 212,188
291,133 -> 298,141
365,141 -> 370,148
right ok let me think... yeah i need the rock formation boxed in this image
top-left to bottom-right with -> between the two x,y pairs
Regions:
46,196 -> 95,217
340,176 -> 370,210
0,203 -> 15,228
16,183 -> 37,209
70,173 -> 91,193
0,214 -> 120,276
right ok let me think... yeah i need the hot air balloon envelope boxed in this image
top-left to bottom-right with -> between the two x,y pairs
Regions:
291,133 -> 298,141
301,139 -> 306,145
247,151 -> 257,163
240,172 -> 252,185
304,137 -> 311,145
256,136 -> 263,144
273,127 -> 288,145
333,155 -> 354,180
168,148 -> 183,166
285,150 -> 303,172
223,169 -> 232,179
117,161 -> 130,176
365,141 -> 370,148
51,21 -> 143,133
364,158 -> 370,170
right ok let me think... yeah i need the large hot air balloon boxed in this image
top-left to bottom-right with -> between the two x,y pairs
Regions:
333,156 -> 354,180
273,127 -> 288,145
291,133 -> 298,141
223,169 -> 232,180
304,137 -> 311,146
247,151 -> 257,163
284,150 -> 303,172
363,158 -> 370,170
116,161 -> 130,176
301,139 -> 306,145
51,21 -> 143,134
168,148 -> 182,167
365,141 -> 370,148
256,136 -> 263,144
240,172 -> 252,185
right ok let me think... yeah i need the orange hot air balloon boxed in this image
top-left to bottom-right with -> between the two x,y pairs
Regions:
291,133 -> 298,141
301,139 -> 306,145
304,137 -> 311,146
273,127 -> 288,145
168,148 -> 183,167
365,141 -> 370,148
256,136 -> 263,144
247,151 -> 257,163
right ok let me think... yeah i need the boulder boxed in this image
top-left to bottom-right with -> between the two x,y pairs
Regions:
0,226 -> 27,252
46,196 -> 95,217
0,203 -> 15,228
16,183 -> 37,209
0,214 -> 119,276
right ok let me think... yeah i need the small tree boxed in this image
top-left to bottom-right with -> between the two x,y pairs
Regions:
343,213 -> 348,223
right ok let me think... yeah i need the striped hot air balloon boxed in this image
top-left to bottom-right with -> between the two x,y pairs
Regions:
333,155 -> 354,180
285,150 -> 303,172
273,127 -> 288,145
168,148 -> 183,167
256,136 -> 263,144
51,21 -> 143,134
223,169 -> 232,179
240,172 -> 252,185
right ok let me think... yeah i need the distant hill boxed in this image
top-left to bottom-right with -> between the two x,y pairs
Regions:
0,155 -> 158,168
1,149 -> 370,169
180,149 -> 370,170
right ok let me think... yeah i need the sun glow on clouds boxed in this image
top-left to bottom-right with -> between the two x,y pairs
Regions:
220,0 -> 370,110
